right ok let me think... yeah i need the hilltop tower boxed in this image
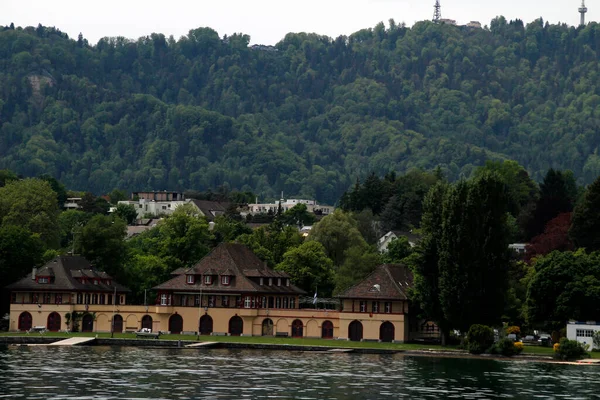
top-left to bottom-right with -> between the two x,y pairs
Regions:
579,0 -> 588,27
433,0 -> 441,23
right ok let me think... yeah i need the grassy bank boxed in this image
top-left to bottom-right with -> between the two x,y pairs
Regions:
2,332 -> 597,358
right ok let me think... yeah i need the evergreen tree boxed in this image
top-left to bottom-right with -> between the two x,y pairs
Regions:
570,175 -> 600,251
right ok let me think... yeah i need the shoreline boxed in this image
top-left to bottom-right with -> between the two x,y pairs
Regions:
0,335 -> 579,364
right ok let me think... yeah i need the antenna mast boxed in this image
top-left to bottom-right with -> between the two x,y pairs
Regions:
579,0 -> 588,27
433,0 -> 441,23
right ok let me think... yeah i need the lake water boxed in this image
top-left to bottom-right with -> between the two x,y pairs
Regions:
0,345 -> 599,399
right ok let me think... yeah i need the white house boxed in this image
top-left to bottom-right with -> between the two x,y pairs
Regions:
245,198 -> 334,216
378,231 -> 420,253
566,321 -> 600,350
509,243 -> 527,255
118,199 -> 188,219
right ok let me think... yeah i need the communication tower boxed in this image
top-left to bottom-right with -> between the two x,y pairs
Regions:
433,0 -> 441,23
579,0 -> 588,26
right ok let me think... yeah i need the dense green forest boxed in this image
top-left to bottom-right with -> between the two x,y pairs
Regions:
2,19 -> 600,204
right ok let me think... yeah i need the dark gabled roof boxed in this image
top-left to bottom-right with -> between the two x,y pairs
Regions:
337,264 -> 412,300
5,255 -> 130,293
153,243 -> 304,294
189,199 -> 230,221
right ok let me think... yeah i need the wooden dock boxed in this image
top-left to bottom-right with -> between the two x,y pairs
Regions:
47,337 -> 97,346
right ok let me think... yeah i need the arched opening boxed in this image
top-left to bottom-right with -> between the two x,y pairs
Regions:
229,316 -> 243,336
82,314 -> 94,332
291,319 -> 304,338
321,320 -> 334,339
262,318 -> 274,336
113,314 -> 123,333
348,320 -> 363,342
47,312 -> 61,332
379,321 -> 395,342
18,312 -> 32,332
199,315 -> 213,335
141,315 -> 153,331
169,314 -> 183,334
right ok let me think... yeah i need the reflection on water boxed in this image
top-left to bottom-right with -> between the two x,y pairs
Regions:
0,345 -> 599,399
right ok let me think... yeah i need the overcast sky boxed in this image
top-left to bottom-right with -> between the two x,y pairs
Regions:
2,0 -> 596,45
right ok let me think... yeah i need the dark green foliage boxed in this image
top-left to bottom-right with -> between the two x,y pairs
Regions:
382,237 -> 413,263
0,225 -> 44,284
570,175 -> 600,251
2,21 -> 600,203
114,203 -> 138,225
79,214 -> 127,278
276,241 -> 334,296
554,338 -> 589,361
490,337 -> 523,357
279,204 -> 316,228
466,324 -> 495,354
526,250 -> 600,331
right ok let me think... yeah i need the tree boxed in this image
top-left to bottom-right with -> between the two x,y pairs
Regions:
0,178 -> 60,248
279,203 -> 316,228
0,169 -> 17,187
526,169 -> 576,239
569,175 -> 600,251
108,189 -> 128,205
114,203 -> 138,225
79,214 -> 127,278
79,192 -> 110,215
526,250 -> 600,331
0,225 -> 44,285
276,241 -> 334,296
212,215 -> 252,243
308,210 -> 368,267
57,209 -> 89,249
382,236 -> 413,263
39,174 -> 67,206
526,212 -> 573,261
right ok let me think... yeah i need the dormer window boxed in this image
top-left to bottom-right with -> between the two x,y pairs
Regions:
106,280 -> 111,285
94,280 -> 99,285
269,278 -> 272,286
260,277 -> 264,285
277,278 -> 281,286
186,275 -> 195,284
204,275 -> 212,285
38,277 -> 49,284
221,276 -> 230,285
286,279 -> 290,287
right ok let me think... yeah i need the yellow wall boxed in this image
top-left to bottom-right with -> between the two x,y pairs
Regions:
10,301 -> 407,342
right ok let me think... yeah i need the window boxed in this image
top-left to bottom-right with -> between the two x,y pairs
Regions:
385,302 -> 392,313
32,293 -> 39,304
43,293 -> 51,304
92,294 -> 98,304
268,296 -> 274,308
55,294 -> 62,304
119,295 -> 124,305
576,329 -> 595,337
162,205 -> 167,210
277,278 -> 281,286
208,296 -> 216,308
269,278 -> 272,286
94,280 -> 99,285
244,296 -> 251,308
222,296 -> 229,307
276,297 -> 281,308
38,277 -> 48,284
283,297 -> 288,309
84,294 -> 90,304
261,296 -> 266,308
106,280 -> 111,286
160,294 -> 167,306
221,276 -> 230,285
11,293 -> 16,303
186,275 -> 195,284
195,295 -> 200,306
108,294 -> 113,305
204,275 -> 212,285
372,301 -> 379,313
290,298 -> 295,309
260,277 -> 264,285
99,294 -> 105,304
359,301 -> 367,312
286,279 -> 290,287
251,297 -> 256,308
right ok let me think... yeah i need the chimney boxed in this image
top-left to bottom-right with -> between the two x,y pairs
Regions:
31,267 -> 37,280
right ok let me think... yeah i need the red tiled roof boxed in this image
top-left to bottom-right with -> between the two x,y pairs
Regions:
154,243 -> 304,294
337,264 -> 412,300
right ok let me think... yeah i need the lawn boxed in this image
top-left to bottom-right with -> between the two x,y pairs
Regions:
0,331 -> 460,351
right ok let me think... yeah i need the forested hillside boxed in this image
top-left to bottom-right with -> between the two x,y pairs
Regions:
2,18 -> 600,204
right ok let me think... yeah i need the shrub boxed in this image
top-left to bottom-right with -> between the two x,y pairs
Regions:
593,331 -> 600,350
467,324 -> 495,354
553,338 -> 589,361
490,338 -> 524,357
505,326 -> 521,335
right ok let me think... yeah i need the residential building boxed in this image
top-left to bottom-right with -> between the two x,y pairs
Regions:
118,199 -> 188,219
188,199 -> 230,222
245,198 -> 334,216
466,21 -> 482,28
132,191 -> 185,202
64,197 -> 82,210
6,255 -> 130,332
377,230 -> 421,253
567,321 -> 600,350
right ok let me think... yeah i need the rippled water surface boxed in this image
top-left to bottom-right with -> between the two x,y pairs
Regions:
1,345 -> 599,399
